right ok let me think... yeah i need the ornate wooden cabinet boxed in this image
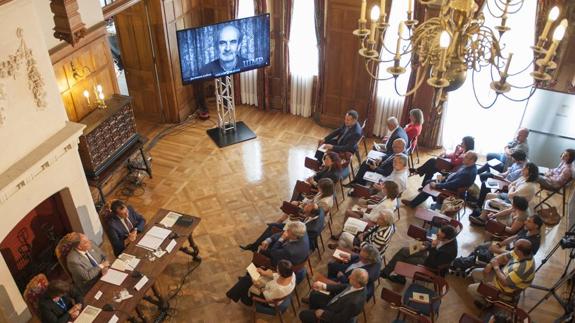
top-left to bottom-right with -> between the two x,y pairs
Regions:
78,95 -> 139,177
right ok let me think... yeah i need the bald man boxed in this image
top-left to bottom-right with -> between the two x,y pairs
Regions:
299,268 -> 368,323
478,128 -> 529,173
199,24 -> 248,76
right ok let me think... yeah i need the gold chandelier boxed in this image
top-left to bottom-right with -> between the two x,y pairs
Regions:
354,0 -> 568,108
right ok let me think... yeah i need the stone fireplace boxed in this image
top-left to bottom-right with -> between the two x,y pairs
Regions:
0,0 -> 103,321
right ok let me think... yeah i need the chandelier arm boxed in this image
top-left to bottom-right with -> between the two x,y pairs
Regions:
502,87 -> 537,102
471,68 -> 500,109
364,60 -> 397,81
506,61 -> 534,77
394,64 -> 427,97
486,0 -> 505,19
508,82 -> 537,89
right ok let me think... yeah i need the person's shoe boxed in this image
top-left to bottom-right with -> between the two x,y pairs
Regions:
388,274 -> 406,285
401,199 -> 412,207
379,271 -> 389,279
330,233 -> 341,241
343,182 -> 355,188
327,243 -> 338,250
347,190 -> 355,197
239,244 -> 254,251
198,111 -> 210,120
409,168 -> 418,176
301,296 -> 310,305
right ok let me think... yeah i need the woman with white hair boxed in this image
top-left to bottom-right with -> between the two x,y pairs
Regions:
329,209 -> 395,252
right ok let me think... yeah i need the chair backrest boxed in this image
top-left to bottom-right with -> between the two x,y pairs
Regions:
380,287 -> 402,307
23,273 -> 48,317
350,184 -> 371,198
486,219 -> 507,236
398,306 -> 432,323
450,219 -> 463,235
459,313 -> 482,323
407,224 -> 428,241
294,180 -> 313,195
304,157 -> 321,172
477,281 -> 499,302
281,201 -> 301,215
55,232 -> 79,278
430,216 -> 450,228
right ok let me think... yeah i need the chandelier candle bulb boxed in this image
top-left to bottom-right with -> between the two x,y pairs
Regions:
360,0 -> 366,23
394,22 -> 404,59
408,0 -> 412,13
541,6 -> 560,42
502,53 -> 513,78
96,84 -> 103,94
439,31 -> 451,71
83,90 -> 90,106
543,19 -> 568,65
380,0 -> 385,16
369,6 -> 380,42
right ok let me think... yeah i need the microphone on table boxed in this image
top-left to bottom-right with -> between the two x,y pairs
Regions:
131,270 -> 143,279
169,231 -> 180,239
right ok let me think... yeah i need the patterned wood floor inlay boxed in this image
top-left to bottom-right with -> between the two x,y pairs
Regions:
100,105 -> 567,322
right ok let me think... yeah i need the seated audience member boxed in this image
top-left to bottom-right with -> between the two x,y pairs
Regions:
327,244 -> 382,285
306,152 -> 341,187
39,280 -> 83,323
470,196 -> 530,236
315,110 -> 362,162
467,239 -> 535,308
380,225 -> 458,284
106,200 -> 146,256
538,149 -> 574,190
411,136 -> 475,184
345,180 -> 399,223
485,215 -> 543,259
404,108 -> 424,148
476,162 -> 539,209
478,128 -> 529,173
373,117 -> 409,154
258,221 -> 310,267
403,151 -> 478,208
347,138 -> 407,187
299,268 -> 368,323
66,233 -> 109,293
477,150 -> 527,208
225,260 -> 296,306
329,209 -> 395,252
241,179 -> 333,252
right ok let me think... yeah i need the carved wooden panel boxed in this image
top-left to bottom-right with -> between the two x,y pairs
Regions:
78,95 -> 138,176
266,0 -> 287,111
320,0 -> 374,128
51,23 -> 119,122
49,0 -> 87,46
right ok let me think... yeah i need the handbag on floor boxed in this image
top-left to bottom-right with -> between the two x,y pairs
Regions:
440,196 -> 464,215
537,203 -> 560,226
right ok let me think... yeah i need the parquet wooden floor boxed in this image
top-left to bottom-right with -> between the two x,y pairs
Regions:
102,105 -> 567,322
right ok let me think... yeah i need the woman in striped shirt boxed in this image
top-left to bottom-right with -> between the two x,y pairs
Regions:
331,209 -> 395,253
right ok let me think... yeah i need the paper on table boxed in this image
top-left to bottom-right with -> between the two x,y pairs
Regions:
100,269 -> 128,286
343,218 -> 368,235
159,211 -> 182,228
108,315 -> 119,323
75,305 -> 102,323
111,259 -> 126,272
165,239 -> 177,253
367,150 -> 385,160
94,291 -> 102,300
134,275 -> 149,291
318,144 -> 328,152
247,263 -> 261,281
333,249 -> 351,261
118,253 -> 140,270
363,171 -> 384,183
136,234 -> 164,251
412,292 -> 430,303
487,159 -> 502,167
147,226 -> 172,239
422,183 -> 440,197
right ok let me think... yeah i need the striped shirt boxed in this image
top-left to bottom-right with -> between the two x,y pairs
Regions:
360,225 -> 394,255
495,251 -> 535,293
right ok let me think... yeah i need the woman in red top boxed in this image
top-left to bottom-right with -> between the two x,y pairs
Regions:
404,108 -> 424,149
411,136 -> 475,185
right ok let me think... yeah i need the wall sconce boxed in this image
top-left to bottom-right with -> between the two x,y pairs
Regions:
82,84 -> 107,109
71,61 -> 91,80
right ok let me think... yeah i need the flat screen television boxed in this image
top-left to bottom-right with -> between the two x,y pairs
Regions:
176,14 -> 270,84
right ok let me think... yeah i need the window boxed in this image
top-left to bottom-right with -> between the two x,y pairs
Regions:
442,1 -> 537,154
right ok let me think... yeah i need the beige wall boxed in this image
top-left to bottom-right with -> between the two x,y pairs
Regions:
34,0 -> 105,50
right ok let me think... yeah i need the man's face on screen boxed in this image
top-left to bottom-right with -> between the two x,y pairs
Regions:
218,26 -> 241,64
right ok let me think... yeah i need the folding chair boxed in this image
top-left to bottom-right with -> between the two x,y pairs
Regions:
534,178 -> 573,216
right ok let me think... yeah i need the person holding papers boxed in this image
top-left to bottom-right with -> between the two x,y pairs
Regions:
476,150 -> 527,208
225,260 -> 295,306
380,225 -> 458,284
345,180 -> 399,224
106,200 -> 146,257
327,244 -> 381,286
39,280 -> 83,323
306,152 -> 342,187
298,268 -> 368,323
477,128 -> 530,174
329,210 -> 395,252
469,196 -> 531,235
346,138 -> 407,187
314,110 -> 362,162
402,151 -> 478,208
66,233 -> 109,293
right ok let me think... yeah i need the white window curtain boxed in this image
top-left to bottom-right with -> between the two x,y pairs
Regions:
442,1 -> 537,154
372,0 -> 412,137
288,0 -> 318,118
237,0 -> 258,106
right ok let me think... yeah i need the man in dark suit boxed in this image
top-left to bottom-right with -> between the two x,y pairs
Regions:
66,233 -> 109,293
39,280 -> 83,323
380,225 -> 458,284
375,117 -> 409,154
403,151 -> 478,208
299,268 -> 368,323
260,221 -> 310,266
315,110 -> 363,162
327,244 -> 381,284
106,200 -> 146,256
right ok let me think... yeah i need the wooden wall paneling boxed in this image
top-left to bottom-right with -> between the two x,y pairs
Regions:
266,0 -> 287,111
114,1 -> 165,121
50,23 -> 120,122
320,0 -> 374,128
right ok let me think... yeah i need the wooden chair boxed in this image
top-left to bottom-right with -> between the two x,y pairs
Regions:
485,219 -> 509,241
55,232 -> 80,278
251,293 -> 296,323
402,271 -> 449,322
407,134 -> 421,169
23,273 -> 49,318
354,119 -> 368,165
381,287 -> 431,323
304,157 -> 321,172
280,201 -> 301,216
459,313 -> 482,323
291,258 -> 313,307
407,224 -> 428,241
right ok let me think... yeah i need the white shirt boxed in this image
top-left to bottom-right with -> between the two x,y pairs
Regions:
262,273 -> 296,302
383,169 -> 408,193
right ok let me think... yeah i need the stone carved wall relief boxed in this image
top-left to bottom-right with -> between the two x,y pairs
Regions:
0,28 -> 47,126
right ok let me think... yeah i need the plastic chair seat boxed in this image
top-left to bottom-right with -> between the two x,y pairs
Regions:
403,283 -> 440,316
255,295 -> 291,315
